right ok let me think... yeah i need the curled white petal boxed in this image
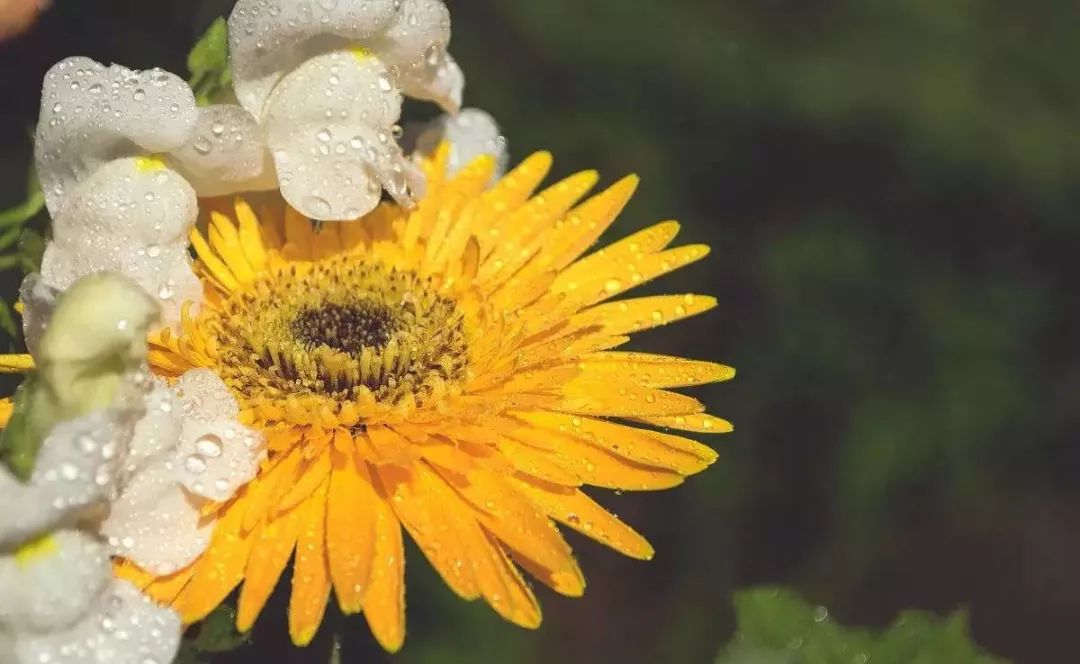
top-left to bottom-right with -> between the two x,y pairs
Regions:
0,409 -> 138,549
400,52 -> 463,114
265,50 -> 422,219
229,0 -> 401,116
104,370 -> 263,574
370,0 -> 459,112
169,104 -> 277,197
11,579 -> 181,664
100,460 -> 211,576
35,57 -> 197,218
0,530 -> 110,634
414,107 -> 508,179
40,157 -> 201,327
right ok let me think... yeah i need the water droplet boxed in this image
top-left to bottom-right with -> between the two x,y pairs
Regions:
376,72 -> 393,92
133,88 -> 146,101
195,435 -> 223,458
59,463 -> 79,480
184,455 -> 207,475
211,122 -> 225,136
303,196 -> 332,218
193,136 -> 213,155
146,244 -> 161,258
76,434 -> 98,454
316,129 -> 332,142
603,278 -> 622,294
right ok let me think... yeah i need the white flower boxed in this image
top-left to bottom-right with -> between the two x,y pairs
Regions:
413,107 -> 509,180
0,531 -> 180,664
33,57 -> 272,327
0,319 -> 179,664
227,0 -> 461,220
103,370 -> 265,576
0,272 -> 265,662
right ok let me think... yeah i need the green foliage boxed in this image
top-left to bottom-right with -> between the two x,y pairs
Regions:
188,17 -> 232,105
0,376 -> 42,481
188,603 -> 251,653
718,588 -> 1007,664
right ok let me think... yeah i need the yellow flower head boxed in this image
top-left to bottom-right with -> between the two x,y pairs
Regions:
116,145 -> 734,650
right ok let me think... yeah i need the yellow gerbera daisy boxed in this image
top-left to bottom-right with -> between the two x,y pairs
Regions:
9,145 -> 733,650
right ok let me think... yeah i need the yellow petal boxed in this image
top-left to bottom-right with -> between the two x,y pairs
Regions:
326,450 -> 377,614
512,476 -> 654,560
377,462 -> 479,600
633,412 -> 734,434
508,425 -> 686,491
512,411 -> 717,475
289,481 -> 331,646
570,293 -> 717,336
558,380 -> 704,418
433,465 -> 582,594
237,502 -> 304,632
361,482 -> 406,653
0,354 -> 34,374
577,352 -> 735,388
173,499 -> 253,624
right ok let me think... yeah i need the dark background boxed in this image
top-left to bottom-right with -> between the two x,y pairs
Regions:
2,2 -> 1079,662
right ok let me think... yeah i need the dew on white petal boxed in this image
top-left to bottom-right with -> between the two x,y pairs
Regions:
183,455 -> 207,475
195,435 -> 223,458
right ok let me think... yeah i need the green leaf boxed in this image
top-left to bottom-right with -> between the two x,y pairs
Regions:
717,587 -> 1007,664
0,300 -> 17,340
0,188 -> 44,229
188,17 -> 232,106
0,377 -> 43,481
189,603 -> 250,653
174,642 -> 209,664
18,228 -> 45,274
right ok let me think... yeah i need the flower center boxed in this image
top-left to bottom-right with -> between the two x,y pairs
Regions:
203,253 -> 470,418
291,301 -> 400,354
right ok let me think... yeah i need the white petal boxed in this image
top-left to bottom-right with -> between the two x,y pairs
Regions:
399,52 -> 463,114
0,530 -> 110,634
168,104 -> 278,197
123,380 -> 182,481
40,158 -> 201,327
49,157 -> 196,247
414,107 -> 508,179
369,0 -> 458,111
0,410 -> 136,550
265,50 -> 422,220
13,579 -> 181,664
18,274 -> 59,357
174,369 -> 239,422
176,420 -> 263,502
34,57 -> 197,218
229,0 -> 400,117
101,459 -> 211,576
172,370 -> 264,502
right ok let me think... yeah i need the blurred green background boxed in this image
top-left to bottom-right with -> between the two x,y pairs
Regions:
2,1 -> 1079,662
